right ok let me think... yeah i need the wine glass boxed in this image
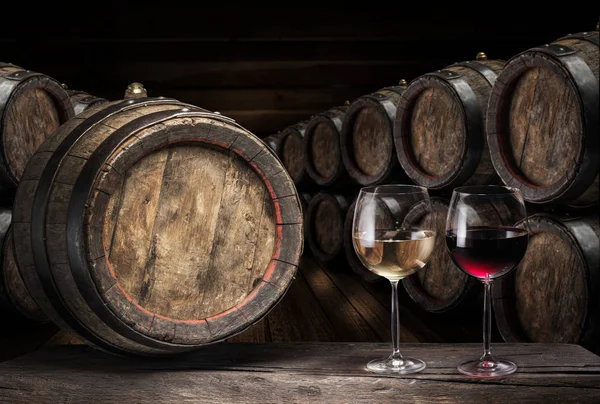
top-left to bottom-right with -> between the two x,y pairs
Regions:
445,185 -> 529,377
352,184 -> 436,374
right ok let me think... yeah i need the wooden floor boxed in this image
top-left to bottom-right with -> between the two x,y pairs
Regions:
1,255 -> 499,363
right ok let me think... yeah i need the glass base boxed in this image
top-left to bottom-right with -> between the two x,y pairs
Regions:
457,358 -> 517,378
366,356 -> 426,374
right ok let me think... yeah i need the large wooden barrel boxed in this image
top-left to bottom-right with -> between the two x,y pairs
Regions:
341,82 -> 408,186
487,31 -> 599,207
305,192 -> 350,263
394,53 -> 504,190
0,63 -> 74,192
279,121 -> 312,188
493,214 -> 599,353
12,97 -> 303,356
66,89 -> 109,116
343,201 -> 382,282
303,106 -> 351,187
401,198 -> 479,313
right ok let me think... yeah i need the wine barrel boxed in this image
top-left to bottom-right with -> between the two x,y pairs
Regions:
1,226 -> 47,322
279,121 -> 312,188
341,81 -> 408,186
305,192 -> 350,263
487,31 -> 599,207
401,198 -> 479,312
493,214 -> 599,353
13,96 -> 303,356
66,90 -> 109,116
0,63 -> 74,191
343,201 -> 382,282
303,106 -> 351,187
394,53 -> 504,190
262,133 -> 282,156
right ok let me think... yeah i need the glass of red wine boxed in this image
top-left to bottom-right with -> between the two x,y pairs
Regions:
445,185 -> 528,377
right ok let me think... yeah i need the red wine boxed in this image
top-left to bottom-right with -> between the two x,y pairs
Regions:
445,227 -> 528,280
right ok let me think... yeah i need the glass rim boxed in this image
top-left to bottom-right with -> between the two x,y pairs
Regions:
452,185 -> 522,196
359,184 -> 428,195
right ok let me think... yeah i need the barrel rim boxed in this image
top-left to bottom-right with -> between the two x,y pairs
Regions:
340,95 -> 397,186
279,121 -> 310,186
486,37 -> 599,204
0,72 -> 74,189
393,73 -> 482,190
303,111 -> 345,186
78,112 -> 301,345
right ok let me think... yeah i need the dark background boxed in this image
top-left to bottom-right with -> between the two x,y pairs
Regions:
2,9 -> 597,136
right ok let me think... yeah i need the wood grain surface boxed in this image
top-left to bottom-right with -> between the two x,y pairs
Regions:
493,214 -> 600,354
340,87 -> 406,186
12,99 -> 302,355
395,59 -> 504,190
0,343 -> 597,403
487,33 -> 599,205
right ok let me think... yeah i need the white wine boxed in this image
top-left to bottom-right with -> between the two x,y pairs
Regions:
353,230 -> 436,280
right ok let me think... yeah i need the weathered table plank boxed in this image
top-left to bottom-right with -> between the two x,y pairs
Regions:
0,343 -> 598,403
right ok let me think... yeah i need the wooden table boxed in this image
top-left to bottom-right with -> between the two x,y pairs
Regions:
0,343 -> 598,403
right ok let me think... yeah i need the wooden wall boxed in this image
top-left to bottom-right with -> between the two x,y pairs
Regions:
2,9 -> 594,136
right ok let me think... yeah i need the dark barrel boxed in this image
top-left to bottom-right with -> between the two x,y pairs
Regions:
303,105 -> 351,187
493,214 -> 599,353
262,133 -> 282,156
394,53 -> 504,191
13,96 -> 303,356
341,82 -> 408,186
0,63 -> 74,192
343,201 -> 382,282
279,121 -> 312,188
401,198 -> 479,312
487,31 -> 599,207
66,89 -> 109,116
305,192 -> 350,264
0,206 -> 56,362
1,225 -> 47,322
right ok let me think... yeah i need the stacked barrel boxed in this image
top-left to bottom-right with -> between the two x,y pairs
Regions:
265,26 -> 599,353
0,66 -> 304,358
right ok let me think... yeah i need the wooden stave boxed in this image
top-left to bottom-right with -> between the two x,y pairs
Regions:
0,63 -> 74,192
303,106 -> 352,187
13,98 -> 302,356
66,90 -> 109,116
492,213 -> 600,352
393,58 -> 504,191
486,32 -> 599,206
343,200 -> 382,283
305,191 -> 350,264
401,197 -> 480,313
341,86 -> 407,186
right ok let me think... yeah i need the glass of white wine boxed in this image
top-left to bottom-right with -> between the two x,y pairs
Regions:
352,184 -> 436,374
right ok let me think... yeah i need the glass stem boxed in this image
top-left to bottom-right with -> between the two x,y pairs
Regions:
390,280 -> 403,360
480,280 -> 494,364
